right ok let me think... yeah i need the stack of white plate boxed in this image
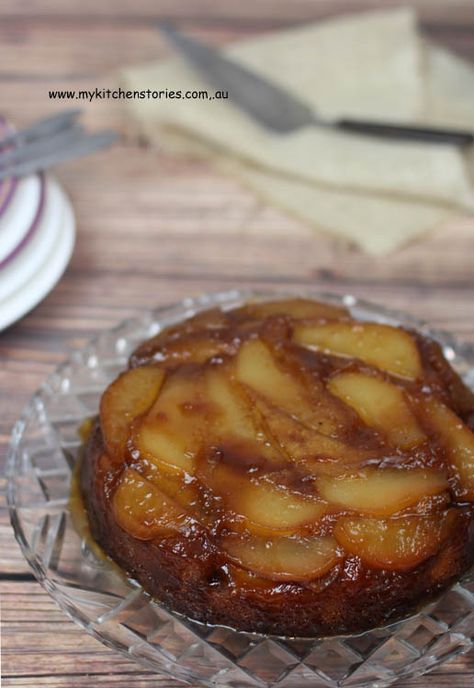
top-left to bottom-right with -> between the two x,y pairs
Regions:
0,171 -> 76,331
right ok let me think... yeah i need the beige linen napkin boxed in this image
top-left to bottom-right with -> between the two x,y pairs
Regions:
121,8 -> 474,254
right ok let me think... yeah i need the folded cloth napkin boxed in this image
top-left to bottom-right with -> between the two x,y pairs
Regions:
121,8 -> 474,254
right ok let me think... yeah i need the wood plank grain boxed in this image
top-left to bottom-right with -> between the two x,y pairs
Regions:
2,679 -> 166,688
2,678 -> 164,688
0,5 -> 473,83
1,0 -> 473,28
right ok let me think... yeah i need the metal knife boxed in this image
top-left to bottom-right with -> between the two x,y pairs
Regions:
160,24 -> 474,147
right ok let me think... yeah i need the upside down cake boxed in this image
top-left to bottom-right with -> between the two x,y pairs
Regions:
80,298 -> 474,636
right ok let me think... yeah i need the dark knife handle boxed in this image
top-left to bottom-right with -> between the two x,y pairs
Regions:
336,118 -> 474,147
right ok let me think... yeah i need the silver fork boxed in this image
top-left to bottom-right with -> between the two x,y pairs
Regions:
0,110 -> 118,180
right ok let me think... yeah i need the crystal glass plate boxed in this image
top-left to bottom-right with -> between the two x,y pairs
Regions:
7,289 -> 474,688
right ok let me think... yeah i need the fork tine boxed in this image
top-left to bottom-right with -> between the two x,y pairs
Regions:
0,130 -> 118,180
0,109 -> 82,148
0,124 -> 85,167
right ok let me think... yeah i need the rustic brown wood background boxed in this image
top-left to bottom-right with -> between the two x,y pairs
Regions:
1,1 -> 474,685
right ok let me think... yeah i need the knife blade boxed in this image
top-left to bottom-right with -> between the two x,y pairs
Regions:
160,24 -> 474,147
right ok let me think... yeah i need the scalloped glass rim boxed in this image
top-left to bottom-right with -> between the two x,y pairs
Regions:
6,288 -> 474,688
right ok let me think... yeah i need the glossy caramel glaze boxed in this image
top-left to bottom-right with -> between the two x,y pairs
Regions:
80,299 -> 474,636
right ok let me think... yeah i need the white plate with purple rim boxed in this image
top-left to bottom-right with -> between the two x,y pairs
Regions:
0,174 -> 43,264
0,117 -> 18,218
0,176 -> 65,301
0,175 -> 18,217
0,177 -> 75,331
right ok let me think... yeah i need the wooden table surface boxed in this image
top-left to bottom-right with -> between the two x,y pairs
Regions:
1,1 -> 474,686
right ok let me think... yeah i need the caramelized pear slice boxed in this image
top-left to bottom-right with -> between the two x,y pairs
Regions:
139,461 -> 201,513
205,365 -> 283,467
420,397 -> 474,500
235,339 -> 304,413
235,338 -> 340,436
112,468 -> 187,540
223,534 -> 341,582
199,461 -> 325,536
319,468 -> 447,516
142,332 -> 234,368
180,306 -> 229,332
237,476 -> 326,535
328,372 -> 425,449
293,322 -> 422,380
227,563 -> 275,590
135,369 -> 205,475
256,398 -> 377,471
232,298 -> 348,322
100,366 -> 165,459
334,510 -> 458,570
206,366 -> 266,445
130,308 -> 230,365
